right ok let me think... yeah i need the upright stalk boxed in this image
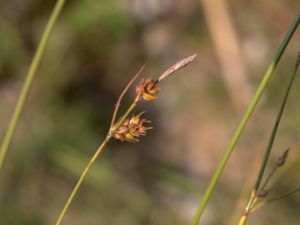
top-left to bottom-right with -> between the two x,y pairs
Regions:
54,54 -> 197,225
55,136 -> 110,225
0,0 -> 66,173
254,58 -> 300,192
191,12 -> 300,225
238,51 -> 300,225
55,100 -> 138,225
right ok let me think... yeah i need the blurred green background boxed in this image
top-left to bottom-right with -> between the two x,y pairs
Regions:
0,0 -> 300,225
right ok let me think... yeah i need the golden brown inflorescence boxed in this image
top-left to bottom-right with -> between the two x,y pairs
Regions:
113,113 -> 152,142
112,54 -> 197,142
136,78 -> 160,101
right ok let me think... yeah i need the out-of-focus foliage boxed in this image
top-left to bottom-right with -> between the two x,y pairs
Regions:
0,0 -> 300,225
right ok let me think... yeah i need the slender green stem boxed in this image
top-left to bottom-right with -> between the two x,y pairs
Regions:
55,136 -> 110,225
0,0 -> 66,173
237,47 -> 300,225
55,100 -> 138,225
267,187 -> 300,204
191,12 -> 300,225
112,102 -> 138,132
254,61 -> 299,192
259,165 -> 278,191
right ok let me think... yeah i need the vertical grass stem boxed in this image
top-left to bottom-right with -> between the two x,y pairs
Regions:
0,0 -> 66,173
191,12 -> 300,225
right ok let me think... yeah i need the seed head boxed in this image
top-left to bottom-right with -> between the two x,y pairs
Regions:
113,113 -> 152,142
276,148 -> 289,167
136,78 -> 160,101
257,188 -> 269,198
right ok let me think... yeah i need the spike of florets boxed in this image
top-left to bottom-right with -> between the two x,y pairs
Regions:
113,113 -> 152,142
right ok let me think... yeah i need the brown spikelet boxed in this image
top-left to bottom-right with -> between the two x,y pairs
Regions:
136,78 -> 160,101
113,113 -> 152,142
276,148 -> 289,167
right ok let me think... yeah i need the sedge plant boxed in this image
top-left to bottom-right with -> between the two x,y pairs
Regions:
54,54 -> 197,225
1,3 -> 299,224
238,52 -> 300,225
191,11 -> 300,225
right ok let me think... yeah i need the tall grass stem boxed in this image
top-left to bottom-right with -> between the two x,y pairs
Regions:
55,136 -> 110,225
191,12 -> 300,225
254,54 -> 300,192
0,0 -> 66,173
237,49 -> 300,225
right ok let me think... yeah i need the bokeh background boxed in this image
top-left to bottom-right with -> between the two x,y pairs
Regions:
0,0 -> 300,225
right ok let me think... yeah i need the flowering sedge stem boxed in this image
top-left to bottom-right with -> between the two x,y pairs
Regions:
55,136 -> 110,225
55,54 -> 196,225
0,0 -> 66,174
191,12 -> 300,225
110,100 -> 139,135
55,100 -> 138,225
